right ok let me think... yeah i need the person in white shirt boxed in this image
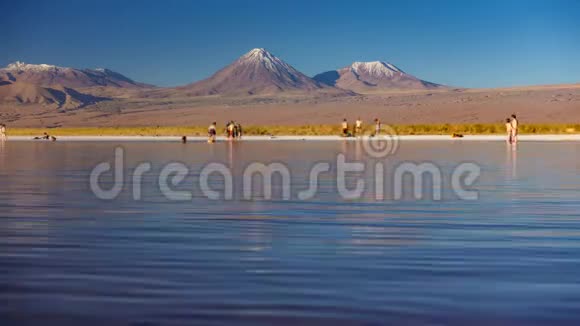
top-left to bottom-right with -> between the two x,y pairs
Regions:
0,124 -> 6,141
510,114 -> 519,143
355,118 -> 362,136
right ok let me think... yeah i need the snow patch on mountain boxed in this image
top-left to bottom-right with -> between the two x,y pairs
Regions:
4,61 -> 65,72
239,48 -> 299,76
350,61 -> 403,78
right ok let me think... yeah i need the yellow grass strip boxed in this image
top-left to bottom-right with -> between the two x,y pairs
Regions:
6,124 -> 580,136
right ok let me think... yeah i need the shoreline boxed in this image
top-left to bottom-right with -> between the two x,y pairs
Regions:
5,135 -> 580,142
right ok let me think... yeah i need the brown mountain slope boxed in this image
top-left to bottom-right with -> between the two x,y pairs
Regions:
0,81 -> 106,109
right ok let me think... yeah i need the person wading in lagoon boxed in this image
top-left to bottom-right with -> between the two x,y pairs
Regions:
208,122 -> 217,143
235,122 -> 243,140
354,117 -> 362,137
505,118 -> 513,144
341,119 -> 349,137
226,121 -> 235,140
510,114 -> 519,143
230,121 -> 237,140
0,123 -> 6,142
373,118 -> 381,136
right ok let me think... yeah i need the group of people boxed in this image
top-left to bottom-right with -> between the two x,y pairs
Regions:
225,121 -> 242,140
1,116 -> 522,143
207,121 -> 243,143
505,114 -> 519,144
341,118 -> 382,137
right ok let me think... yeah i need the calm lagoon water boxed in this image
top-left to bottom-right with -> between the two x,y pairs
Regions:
1,140 -> 580,325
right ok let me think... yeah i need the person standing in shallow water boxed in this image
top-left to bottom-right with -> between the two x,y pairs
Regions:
341,119 -> 349,137
226,121 -> 234,140
236,122 -> 243,140
505,118 -> 513,144
374,118 -> 381,136
208,122 -> 217,143
0,124 -> 6,142
510,114 -> 519,143
355,118 -> 362,137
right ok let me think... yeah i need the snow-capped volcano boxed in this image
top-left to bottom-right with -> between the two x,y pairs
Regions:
314,61 -> 444,93
183,48 -> 329,96
0,62 -> 150,88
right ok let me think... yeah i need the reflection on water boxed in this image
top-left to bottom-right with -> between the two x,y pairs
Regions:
506,143 -> 518,179
0,140 -> 5,167
1,141 -> 580,325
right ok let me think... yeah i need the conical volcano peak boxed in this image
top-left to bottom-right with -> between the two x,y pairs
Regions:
184,48 -> 330,95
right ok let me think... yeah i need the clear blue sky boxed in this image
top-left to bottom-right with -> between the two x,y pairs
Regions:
1,0 -> 579,88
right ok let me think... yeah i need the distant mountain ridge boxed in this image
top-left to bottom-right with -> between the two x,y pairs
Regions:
1,50 -> 449,105
0,61 -> 151,89
0,80 -> 105,109
314,61 -> 445,93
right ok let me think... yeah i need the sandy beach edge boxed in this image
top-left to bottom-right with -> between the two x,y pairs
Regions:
5,135 -> 580,142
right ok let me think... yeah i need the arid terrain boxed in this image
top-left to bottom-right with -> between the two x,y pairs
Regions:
1,49 -> 578,128
1,84 -> 579,128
